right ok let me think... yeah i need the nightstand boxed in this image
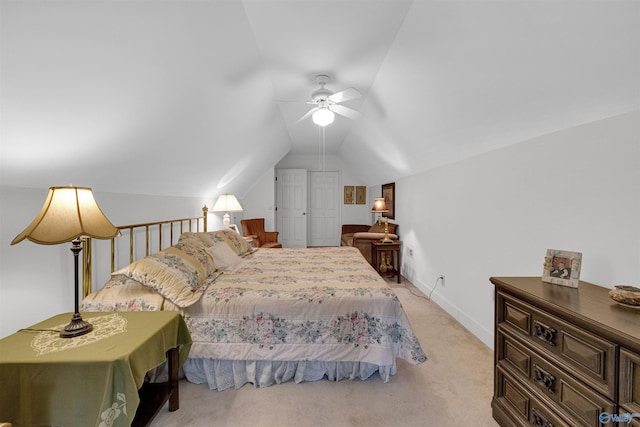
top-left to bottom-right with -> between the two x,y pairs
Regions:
0,311 -> 191,427
371,240 -> 402,283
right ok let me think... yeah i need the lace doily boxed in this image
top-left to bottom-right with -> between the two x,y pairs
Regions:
31,313 -> 128,356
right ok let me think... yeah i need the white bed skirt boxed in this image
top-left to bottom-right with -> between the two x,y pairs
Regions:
182,358 -> 397,391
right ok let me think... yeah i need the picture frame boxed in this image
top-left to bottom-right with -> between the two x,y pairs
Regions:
542,249 -> 582,288
228,224 -> 240,234
381,182 -> 395,219
355,186 -> 366,204
344,186 -> 354,204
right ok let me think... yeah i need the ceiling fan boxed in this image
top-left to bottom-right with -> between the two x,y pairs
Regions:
296,74 -> 362,126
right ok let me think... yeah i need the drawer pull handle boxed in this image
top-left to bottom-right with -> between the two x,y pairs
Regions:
532,409 -> 554,427
533,321 -> 556,346
534,365 -> 556,395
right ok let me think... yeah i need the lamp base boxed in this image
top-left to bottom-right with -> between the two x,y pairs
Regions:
59,312 -> 93,338
380,217 -> 394,243
222,213 -> 231,228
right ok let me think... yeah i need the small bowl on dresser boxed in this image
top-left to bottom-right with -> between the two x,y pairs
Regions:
609,285 -> 640,309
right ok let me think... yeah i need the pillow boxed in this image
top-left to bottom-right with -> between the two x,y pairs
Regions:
218,229 -> 252,256
81,274 -> 165,312
368,223 -> 386,233
368,222 -> 398,234
206,242 -> 245,273
179,230 -> 253,257
174,233 -> 217,276
113,246 -> 208,308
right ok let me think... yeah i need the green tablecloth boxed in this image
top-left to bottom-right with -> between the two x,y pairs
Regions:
0,311 -> 191,427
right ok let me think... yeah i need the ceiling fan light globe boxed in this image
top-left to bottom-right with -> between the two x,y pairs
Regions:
312,108 -> 335,126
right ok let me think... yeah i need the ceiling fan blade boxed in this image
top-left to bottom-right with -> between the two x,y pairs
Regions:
328,87 -> 361,104
296,107 -> 318,123
331,104 -> 362,121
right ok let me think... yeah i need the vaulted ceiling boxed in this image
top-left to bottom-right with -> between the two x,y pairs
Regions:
2,1 -> 638,198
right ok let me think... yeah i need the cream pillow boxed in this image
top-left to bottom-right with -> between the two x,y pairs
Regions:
368,223 -> 385,233
206,242 -> 244,273
113,246 -> 207,308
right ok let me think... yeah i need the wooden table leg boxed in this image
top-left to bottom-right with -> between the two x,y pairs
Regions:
372,247 -> 378,273
167,347 -> 179,411
132,346 -> 180,426
396,248 -> 401,283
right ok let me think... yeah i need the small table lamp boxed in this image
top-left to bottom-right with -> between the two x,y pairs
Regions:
11,186 -> 119,338
371,197 -> 393,243
212,194 -> 243,228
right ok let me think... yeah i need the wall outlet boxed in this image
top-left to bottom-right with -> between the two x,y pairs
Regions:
408,248 -> 413,256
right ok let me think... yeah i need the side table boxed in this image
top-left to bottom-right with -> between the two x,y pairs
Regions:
371,240 -> 402,283
0,311 -> 191,427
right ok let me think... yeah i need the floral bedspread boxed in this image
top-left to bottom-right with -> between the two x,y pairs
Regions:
82,247 -> 426,368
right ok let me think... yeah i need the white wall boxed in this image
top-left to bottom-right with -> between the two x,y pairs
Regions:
396,111 -> 639,348
238,167 -> 277,232
0,188 -> 216,338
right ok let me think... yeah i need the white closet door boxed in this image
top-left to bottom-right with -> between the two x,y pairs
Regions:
309,171 -> 340,247
276,169 -> 307,248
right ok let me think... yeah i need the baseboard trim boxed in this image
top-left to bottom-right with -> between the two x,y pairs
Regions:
414,279 -> 494,350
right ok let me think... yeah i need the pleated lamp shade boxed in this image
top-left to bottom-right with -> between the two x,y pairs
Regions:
212,194 -> 243,213
11,186 -> 119,245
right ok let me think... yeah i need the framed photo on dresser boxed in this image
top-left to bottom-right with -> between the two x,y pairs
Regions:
542,249 -> 582,288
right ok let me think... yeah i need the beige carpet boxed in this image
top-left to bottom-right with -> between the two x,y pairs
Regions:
152,278 -> 498,427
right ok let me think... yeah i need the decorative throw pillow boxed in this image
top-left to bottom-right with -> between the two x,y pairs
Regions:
368,223 -> 386,233
206,242 -> 245,273
219,229 -> 252,256
174,233 -> 217,276
179,230 -> 253,257
113,246 -> 208,308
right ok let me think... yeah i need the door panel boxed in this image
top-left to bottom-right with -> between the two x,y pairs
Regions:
309,171 -> 340,247
276,169 -> 307,248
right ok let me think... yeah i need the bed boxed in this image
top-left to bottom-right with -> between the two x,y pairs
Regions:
80,210 -> 427,391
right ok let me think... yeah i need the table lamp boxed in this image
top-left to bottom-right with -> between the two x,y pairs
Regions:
371,197 -> 393,243
11,186 -> 119,338
212,194 -> 243,228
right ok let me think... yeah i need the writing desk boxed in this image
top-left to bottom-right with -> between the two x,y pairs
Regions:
0,311 -> 191,427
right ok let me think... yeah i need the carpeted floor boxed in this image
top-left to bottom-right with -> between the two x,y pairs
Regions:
152,278 -> 499,426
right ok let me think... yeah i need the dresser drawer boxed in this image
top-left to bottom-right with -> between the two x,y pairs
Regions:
495,365 -> 572,427
497,329 -> 616,427
620,348 -> 640,415
497,291 -> 617,399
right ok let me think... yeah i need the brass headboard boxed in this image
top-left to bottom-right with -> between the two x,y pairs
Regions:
82,205 -> 209,297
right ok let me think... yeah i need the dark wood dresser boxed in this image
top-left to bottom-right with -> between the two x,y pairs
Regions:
490,277 -> 640,427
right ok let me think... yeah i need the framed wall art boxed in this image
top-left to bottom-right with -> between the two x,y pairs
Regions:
344,186 -> 354,204
381,182 -> 395,219
542,249 -> 582,288
355,186 -> 366,204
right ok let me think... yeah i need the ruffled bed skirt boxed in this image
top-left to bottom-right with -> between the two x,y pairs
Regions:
182,358 -> 397,391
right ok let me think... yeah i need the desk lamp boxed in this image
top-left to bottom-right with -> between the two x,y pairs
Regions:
11,186 -> 119,338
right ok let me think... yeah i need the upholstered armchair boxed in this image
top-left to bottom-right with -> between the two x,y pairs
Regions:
240,218 -> 283,248
340,223 -> 399,265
